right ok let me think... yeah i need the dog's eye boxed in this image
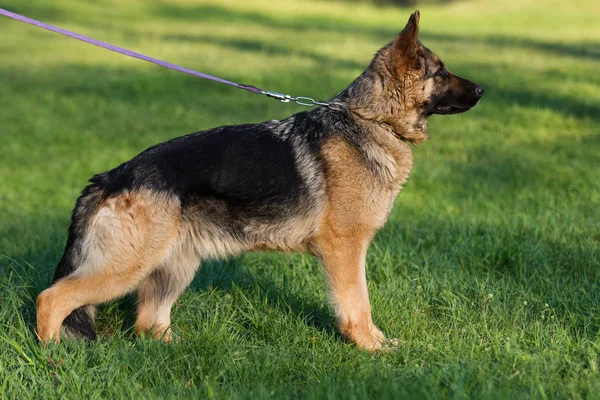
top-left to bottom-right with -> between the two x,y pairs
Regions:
436,68 -> 448,78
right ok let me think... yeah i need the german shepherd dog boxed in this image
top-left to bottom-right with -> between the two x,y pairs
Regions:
36,11 -> 483,350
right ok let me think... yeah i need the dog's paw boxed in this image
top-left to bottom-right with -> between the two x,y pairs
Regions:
355,327 -> 400,352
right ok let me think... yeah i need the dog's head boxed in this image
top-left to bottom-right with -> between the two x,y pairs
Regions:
341,11 -> 484,144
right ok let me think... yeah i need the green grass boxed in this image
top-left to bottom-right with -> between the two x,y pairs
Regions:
1,0 -> 599,398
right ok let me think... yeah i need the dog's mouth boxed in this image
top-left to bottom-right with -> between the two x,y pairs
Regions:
433,104 -> 474,115
428,83 -> 484,116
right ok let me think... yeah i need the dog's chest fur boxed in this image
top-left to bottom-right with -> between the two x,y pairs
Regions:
319,127 -> 413,236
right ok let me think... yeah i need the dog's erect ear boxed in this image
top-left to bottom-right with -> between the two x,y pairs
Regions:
394,11 -> 420,62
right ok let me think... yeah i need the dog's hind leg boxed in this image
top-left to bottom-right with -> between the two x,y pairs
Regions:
135,246 -> 200,341
36,190 -> 181,343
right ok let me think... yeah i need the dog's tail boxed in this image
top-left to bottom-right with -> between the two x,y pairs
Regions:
51,179 -> 109,340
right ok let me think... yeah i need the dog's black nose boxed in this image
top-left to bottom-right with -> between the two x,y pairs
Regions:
475,85 -> 485,97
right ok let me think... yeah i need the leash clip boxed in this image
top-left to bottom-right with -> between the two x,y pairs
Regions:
263,91 -> 292,103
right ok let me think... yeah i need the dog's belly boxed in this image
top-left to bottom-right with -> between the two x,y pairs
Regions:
178,194 -> 323,258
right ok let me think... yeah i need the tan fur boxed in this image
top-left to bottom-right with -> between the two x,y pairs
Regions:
311,15 -> 431,345
310,132 -> 412,349
343,11 -> 433,145
36,190 -> 181,342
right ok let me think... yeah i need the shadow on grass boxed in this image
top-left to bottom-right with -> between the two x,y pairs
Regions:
4,1 -> 599,124
0,2 -> 66,22
2,54 -> 599,140
191,258 -> 337,335
485,84 -> 600,122
152,3 -> 396,37
151,2 -> 600,62
5,0 -> 600,63
421,32 -> 600,62
162,33 -> 365,71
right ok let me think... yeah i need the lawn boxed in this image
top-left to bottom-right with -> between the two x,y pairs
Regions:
1,0 -> 599,398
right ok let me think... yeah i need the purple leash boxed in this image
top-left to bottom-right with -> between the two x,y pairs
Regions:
0,7 -> 341,109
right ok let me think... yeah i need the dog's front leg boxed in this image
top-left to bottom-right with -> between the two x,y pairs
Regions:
313,233 -> 388,350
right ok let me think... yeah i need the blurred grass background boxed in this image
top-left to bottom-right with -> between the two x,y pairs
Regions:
0,0 -> 599,398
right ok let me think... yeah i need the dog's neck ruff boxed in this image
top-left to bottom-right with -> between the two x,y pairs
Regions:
343,107 -> 411,143
376,122 -> 410,142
